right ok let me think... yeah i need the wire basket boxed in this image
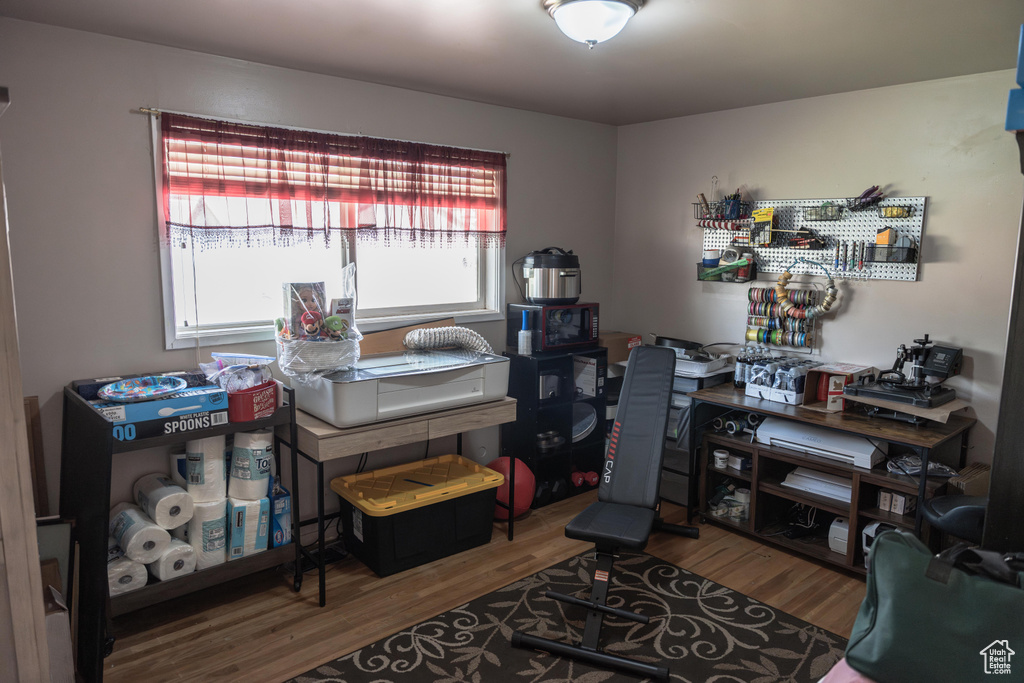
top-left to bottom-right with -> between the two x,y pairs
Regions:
802,205 -> 843,221
276,337 -> 360,374
877,205 -> 914,219
693,199 -> 752,220
864,245 -> 917,264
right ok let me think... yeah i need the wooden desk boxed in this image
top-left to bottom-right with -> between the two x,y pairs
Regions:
688,384 -> 975,545
277,397 -> 518,606
690,384 -> 975,452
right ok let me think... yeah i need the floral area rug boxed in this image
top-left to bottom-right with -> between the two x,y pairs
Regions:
290,551 -> 846,683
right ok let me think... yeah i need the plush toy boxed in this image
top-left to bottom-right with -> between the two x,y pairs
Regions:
300,311 -> 323,340
274,317 -> 291,339
323,315 -> 349,341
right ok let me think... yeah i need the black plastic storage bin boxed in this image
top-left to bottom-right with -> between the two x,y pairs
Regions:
330,454 -> 502,577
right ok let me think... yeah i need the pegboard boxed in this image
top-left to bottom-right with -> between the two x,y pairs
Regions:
700,196 -> 926,281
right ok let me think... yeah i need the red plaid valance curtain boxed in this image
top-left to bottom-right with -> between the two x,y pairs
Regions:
160,113 -> 507,249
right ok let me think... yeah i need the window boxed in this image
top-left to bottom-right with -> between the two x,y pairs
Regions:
154,113 -> 506,349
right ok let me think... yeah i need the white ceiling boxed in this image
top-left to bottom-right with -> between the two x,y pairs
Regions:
2,0 -> 1022,125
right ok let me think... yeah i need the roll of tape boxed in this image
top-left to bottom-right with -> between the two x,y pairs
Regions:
733,488 -> 751,504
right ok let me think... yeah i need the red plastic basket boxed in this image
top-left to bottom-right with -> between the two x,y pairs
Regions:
227,380 -> 278,422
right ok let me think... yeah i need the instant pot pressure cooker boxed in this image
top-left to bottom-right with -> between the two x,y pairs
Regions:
522,247 -> 581,304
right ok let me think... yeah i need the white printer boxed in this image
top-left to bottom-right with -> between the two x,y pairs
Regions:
755,417 -> 887,470
294,349 -> 510,428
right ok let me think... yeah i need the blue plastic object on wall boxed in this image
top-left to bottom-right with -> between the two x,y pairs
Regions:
1007,24 -> 1024,131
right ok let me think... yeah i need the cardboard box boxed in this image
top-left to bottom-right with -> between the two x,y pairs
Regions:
891,493 -> 918,516
43,584 -> 75,683
90,385 -> 229,441
877,490 -> 893,512
745,383 -> 772,401
876,227 -> 897,245
948,462 -> 991,496
803,364 -> 877,412
598,330 -> 642,364
769,387 -> 804,405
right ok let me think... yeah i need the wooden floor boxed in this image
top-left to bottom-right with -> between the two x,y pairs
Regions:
105,493 -> 866,682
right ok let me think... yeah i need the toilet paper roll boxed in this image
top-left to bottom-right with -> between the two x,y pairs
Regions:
109,502 -> 171,564
169,450 -> 188,488
108,537 -> 148,597
229,430 -> 274,501
227,497 -> 270,561
189,499 -> 228,570
133,472 -> 195,529
185,435 -> 228,503
147,538 -> 197,581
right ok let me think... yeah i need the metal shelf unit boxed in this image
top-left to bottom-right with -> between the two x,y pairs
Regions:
60,384 -> 300,683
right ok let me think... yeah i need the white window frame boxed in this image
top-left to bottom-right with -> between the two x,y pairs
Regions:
151,116 -> 505,350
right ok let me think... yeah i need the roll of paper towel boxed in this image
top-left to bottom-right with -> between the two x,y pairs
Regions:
171,523 -> 189,542
189,499 -> 228,570
227,497 -> 270,561
133,472 -> 195,529
109,502 -> 171,564
108,537 -> 147,597
229,430 -> 274,501
147,538 -> 197,581
169,450 -> 188,488
185,435 -> 227,503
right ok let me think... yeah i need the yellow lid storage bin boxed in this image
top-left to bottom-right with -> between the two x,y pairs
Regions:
330,454 -> 504,576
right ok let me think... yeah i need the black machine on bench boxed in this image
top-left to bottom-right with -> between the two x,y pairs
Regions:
510,345 -> 698,681
844,334 -> 963,408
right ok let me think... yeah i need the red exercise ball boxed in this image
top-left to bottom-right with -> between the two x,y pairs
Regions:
487,457 -> 536,520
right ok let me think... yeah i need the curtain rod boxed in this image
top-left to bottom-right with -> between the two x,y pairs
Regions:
136,106 -> 510,158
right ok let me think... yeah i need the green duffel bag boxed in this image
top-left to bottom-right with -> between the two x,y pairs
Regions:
845,530 -> 1024,682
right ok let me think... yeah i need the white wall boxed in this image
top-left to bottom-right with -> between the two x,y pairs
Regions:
0,19 -> 619,518
612,71 -> 1023,463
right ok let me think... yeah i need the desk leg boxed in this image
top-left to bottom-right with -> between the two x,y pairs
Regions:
289,449 -> 302,592
914,446 -> 929,537
316,461 -> 326,608
508,452 -> 515,541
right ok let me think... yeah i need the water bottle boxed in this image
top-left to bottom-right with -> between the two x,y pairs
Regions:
734,348 -> 748,388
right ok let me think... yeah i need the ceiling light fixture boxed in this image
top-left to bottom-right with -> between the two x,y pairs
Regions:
544,0 -> 644,49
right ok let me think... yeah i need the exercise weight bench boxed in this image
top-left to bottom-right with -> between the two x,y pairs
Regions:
511,345 -> 698,681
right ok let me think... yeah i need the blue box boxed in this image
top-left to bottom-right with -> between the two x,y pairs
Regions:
89,385 -> 229,441
270,486 -> 292,548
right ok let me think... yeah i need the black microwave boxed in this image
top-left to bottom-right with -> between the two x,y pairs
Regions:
506,302 -> 599,353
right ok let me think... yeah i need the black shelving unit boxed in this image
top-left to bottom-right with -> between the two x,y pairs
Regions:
60,383 -> 301,683
501,346 -> 607,507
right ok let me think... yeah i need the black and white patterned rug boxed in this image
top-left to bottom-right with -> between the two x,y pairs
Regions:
291,551 -> 846,682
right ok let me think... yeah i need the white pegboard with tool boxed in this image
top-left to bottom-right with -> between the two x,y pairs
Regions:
699,195 -> 926,282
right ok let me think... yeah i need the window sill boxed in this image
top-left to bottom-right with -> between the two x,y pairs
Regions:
165,308 -> 505,351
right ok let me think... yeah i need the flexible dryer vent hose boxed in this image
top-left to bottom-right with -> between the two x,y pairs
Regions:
404,326 -> 493,354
